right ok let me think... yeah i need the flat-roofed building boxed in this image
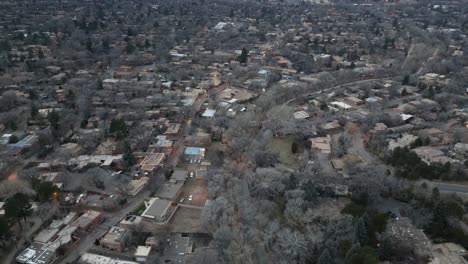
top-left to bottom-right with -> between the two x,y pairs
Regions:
71,210 -> 103,232
164,123 -> 181,137
140,153 -> 165,172
80,253 -> 138,264
126,177 -> 149,197
16,243 -> 55,264
134,246 -> 152,263
34,227 -> 60,244
184,147 -> 206,161
100,226 -> 131,252
161,234 -> 192,264
141,198 -> 172,222
155,182 -> 183,201
329,101 -> 352,111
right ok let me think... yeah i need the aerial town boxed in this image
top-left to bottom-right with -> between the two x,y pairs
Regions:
0,0 -> 467,263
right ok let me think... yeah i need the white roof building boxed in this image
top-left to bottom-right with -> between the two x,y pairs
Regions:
329,101 -> 352,110
201,109 -> 216,118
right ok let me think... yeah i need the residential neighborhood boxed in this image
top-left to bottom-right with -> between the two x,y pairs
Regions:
0,0 -> 468,264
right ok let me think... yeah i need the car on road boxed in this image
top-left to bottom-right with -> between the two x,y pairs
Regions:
189,172 -> 194,178
188,195 -> 193,201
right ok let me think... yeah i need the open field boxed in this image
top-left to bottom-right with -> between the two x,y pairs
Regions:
270,137 -> 296,166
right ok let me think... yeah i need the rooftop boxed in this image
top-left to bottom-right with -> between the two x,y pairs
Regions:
201,109 -> 216,118
135,246 -> 152,257
162,234 -> 192,264
71,210 -> 102,229
155,182 -> 183,200
16,243 -> 55,264
184,147 -> 205,156
140,153 -> 165,172
141,198 -> 172,220
80,253 -> 138,264
101,226 -> 130,244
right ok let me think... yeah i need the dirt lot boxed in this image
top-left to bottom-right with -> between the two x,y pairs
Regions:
179,178 -> 208,207
216,87 -> 258,102
169,207 -> 204,233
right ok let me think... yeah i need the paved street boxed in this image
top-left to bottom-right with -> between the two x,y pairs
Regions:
425,181 -> 468,194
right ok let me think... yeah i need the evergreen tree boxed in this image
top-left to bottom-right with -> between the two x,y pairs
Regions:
238,48 -> 248,63
402,75 -> 410,85
109,118 -> 128,139
354,217 -> 368,245
123,141 -> 135,170
5,193 -> 32,228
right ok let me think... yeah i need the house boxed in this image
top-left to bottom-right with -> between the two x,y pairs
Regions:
413,147 -> 457,164
126,177 -> 149,197
293,111 -> 310,120
141,198 -> 172,222
387,134 -> 418,151
71,210 -> 103,232
310,135 -> 332,155
184,147 -> 206,161
16,243 -> 55,264
150,135 -> 174,154
331,159 -> 346,171
320,120 -> 342,134
68,155 -> 123,171
140,153 -> 165,172
344,96 -> 364,106
134,246 -> 152,263
329,101 -> 352,111
101,226 -> 131,252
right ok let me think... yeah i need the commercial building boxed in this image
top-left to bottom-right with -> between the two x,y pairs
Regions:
80,253 -> 138,264
161,234 -> 192,264
100,226 -> 131,252
16,243 -> 55,264
71,210 -> 103,232
141,198 -> 172,222
155,182 -> 183,201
